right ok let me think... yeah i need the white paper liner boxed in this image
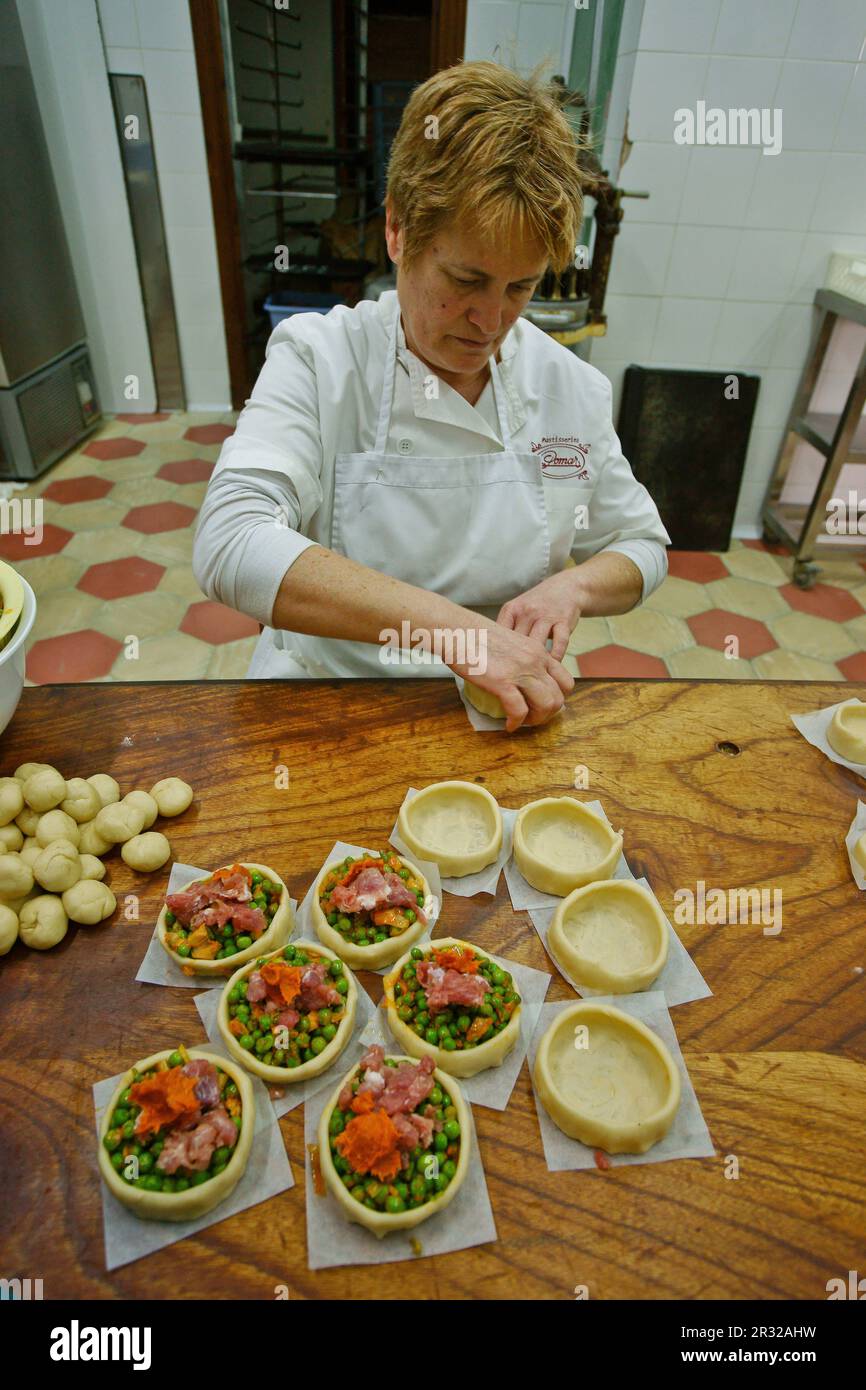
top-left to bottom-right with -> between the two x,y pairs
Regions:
453,674 -> 568,732
390,788 -> 513,897
304,1082 -> 496,1269
360,950 -> 552,1111
791,699 -> 866,777
194,979 -> 379,1118
293,840 -> 442,974
134,860 -> 298,989
527,993 -> 716,1171
503,798 -> 631,911
844,800 -> 866,890
527,875 -> 711,1008
92,1037 -> 295,1271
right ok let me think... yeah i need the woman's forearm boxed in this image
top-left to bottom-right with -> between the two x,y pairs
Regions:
569,550 -> 644,617
271,544 -> 489,648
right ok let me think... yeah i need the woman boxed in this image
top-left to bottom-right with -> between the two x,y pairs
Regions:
193,61 -> 670,731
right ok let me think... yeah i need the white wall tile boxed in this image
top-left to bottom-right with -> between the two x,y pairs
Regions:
787,0 -> 866,63
184,369 -> 232,412
593,294 -> 661,361
637,0 -> 721,54
615,142 -> 692,222
745,149 -> 824,229
170,277 -> 221,328
792,231 -> 866,302
710,300 -> 781,367
178,320 -> 230,374
713,0 -> 797,58
606,221 -> 676,296
515,2 -> 565,72
651,296 -> 721,363
165,226 -> 221,285
753,368 -> 799,428
678,146 -> 760,226
619,0 -> 647,56
725,228 -> 805,301
664,224 -> 738,297
703,55 -> 783,113
774,61 -> 851,151
134,0 -> 193,51
141,49 -> 201,115
769,302 -> 820,368
834,63 -> 866,152
149,110 -> 208,175
628,51 -> 709,142
96,0 -> 139,50
105,45 -> 144,75
158,170 -> 213,230
810,153 -> 866,233
464,1 -> 520,62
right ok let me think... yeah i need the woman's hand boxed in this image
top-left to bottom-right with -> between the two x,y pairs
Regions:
495,569 -> 584,661
448,618 -> 575,732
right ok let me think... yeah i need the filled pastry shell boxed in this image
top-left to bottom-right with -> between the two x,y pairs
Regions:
157,861 -> 293,976
312,848 -> 432,970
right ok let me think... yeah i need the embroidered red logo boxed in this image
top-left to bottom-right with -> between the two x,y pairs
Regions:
531,436 -> 591,480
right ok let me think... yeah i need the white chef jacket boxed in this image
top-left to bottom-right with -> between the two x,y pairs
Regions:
192,290 -> 670,678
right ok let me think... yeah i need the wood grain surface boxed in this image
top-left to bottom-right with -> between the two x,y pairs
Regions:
1,677 -> 864,1300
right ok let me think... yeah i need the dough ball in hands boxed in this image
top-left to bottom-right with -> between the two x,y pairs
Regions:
0,777 -> 24,826
0,853 -> 33,899
15,807 -> 40,837
149,777 -> 193,817
94,802 -> 144,846
121,832 -> 170,873
36,809 -> 80,848
0,823 -> 23,852
122,790 -> 158,830
62,879 -> 116,925
79,853 -> 107,881
23,768 -> 67,813
79,819 -> 112,857
86,774 -> 120,808
33,839 -> 81,893
0,903 -> 19,955
19,894 -> 68,949
60,777 -> 101,823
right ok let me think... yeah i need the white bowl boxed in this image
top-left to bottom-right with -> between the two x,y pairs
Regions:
0,575 -> 36,735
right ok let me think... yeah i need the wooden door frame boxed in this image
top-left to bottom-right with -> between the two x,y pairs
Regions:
189,0 -> 467,410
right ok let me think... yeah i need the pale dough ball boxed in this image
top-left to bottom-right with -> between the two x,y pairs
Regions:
79,853 -> 107,881
121,831 -> 171,873
0,853 -> 33,898
463,681 -> 506,720
86,774 -> 120,808
19,838 -> 42,868
23,768 -> 67,813
79,819 -> 112,857
0,903 -> 19,955
19,894 -> 68,949
15,807 -> 40,837
122,790 -> 158,829
62,879 -> 116,925
94,802 -> 145,845
14,762 -> 47,782
149,777 -> 193,817
33,839 -> 81,893
0,777 -> 24,826
60,777 -> 102,823
0,823 -> 23,852
36,809 -> 81,849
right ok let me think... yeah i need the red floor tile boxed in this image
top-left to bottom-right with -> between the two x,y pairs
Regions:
157,458 -> 214,484
666,551 -> 730,583
779,582 -> 864,622
78,556 -> 166,600
742,538 -> 787,556
122,502 -> 198,534
180,599 -> 260,645
578,645 -> 669,678
184,424 -> 234,445
114,412 -> 171,423
42,476 -> 114,504
837,653 -> 866,680
687,608 -> 777,659
83,436 -> 146,461
26,630 -> 123,683
0,523 -> 73,560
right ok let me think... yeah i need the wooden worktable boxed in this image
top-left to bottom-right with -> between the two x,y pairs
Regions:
1,678 -> 864,1300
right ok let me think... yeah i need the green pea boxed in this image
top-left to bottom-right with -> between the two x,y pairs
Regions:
375,932 -> 387,943
457,1015 -> 471,1033
399,870 -> 410,881
111,1107 -> 129,1128
151,1140 -> 163,1157
442,1159 -> 457,1178
213,1146 -> 231,1166
161,1178 -> 176,1193
435,1131 -> 448,1152
318,1008 -> 332,1026
444,1119 -> 461,1141
235,935 -> 252,950
176,943 -> 191,957
175,1178 -> 190,1192
103,1131 -> 120,1153
425,1028 -> 439,1045
337,916 -> 351,931
351,1187 -> 367,1204
168,1051 -> 183,1068
398,1006 -> 413,1023
385,1195 -> 406,1213
138,1152 -> 154,1174
122,1120 -> 135,1140
327,911 -> 338,926
255,1035 -> 273,1054
405,909 -> 416,923
251,871 -> 262,884
441,1035 -> 456,1051
295,952 -> 309,965
321,1024 -> 337,1042
191,1172 -> 210,1187
336,977 -> 348,995
240,1034 -> 254,1050
310,1036 -> 327,1055
110,1151 -> 123,1171
329,959 -> 344,977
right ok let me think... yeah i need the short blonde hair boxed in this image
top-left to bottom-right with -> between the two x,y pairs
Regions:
386,61 -> 586,274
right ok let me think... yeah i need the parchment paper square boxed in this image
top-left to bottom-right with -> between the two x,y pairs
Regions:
503,799 -> 632,912
527,994 -> 715,1172
791,700 -> 866,777
844,800 -> 866,890
92,1038 -> 294,1271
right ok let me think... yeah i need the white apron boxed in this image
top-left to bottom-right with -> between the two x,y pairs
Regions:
248,296 -> 593,678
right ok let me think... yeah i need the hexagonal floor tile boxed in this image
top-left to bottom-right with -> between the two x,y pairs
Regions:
645,575 -> 712,619
41,475 -> 114,505
838,652 -> 866,679
752,648 -> 842,680
157,458 -> 214,484
83,436 -> 146,461
0,523 -> 73,561
78,556 -> 166,600
667,647 -> 756,678
667,551 -> 729,583
111,630 -> 212,681
704,575 -> 790,620
687,608 -> 776,659
206,638 -> 258,678
577,645 -> 669,678
723,546 -> 788,586
607,608 -> 693,658
180,599 -> 260,644
122,502 -> 198,534
742,538 -> 788,556
566,616 -> 610,654
114,412 -> 170,424
26,629 -> 123,683
779,581 -> 864,622
184,423 -> 235,445
770,610 -> 857,663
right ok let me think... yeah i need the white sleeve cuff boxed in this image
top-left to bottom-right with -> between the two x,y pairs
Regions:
599,539 -> 669,602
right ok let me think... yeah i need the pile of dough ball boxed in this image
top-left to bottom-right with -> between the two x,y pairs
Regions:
0,764 -> 194,957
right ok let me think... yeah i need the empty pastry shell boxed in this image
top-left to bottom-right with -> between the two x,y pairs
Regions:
513,797 -> 623,896
397,781 -> 503,878
549,879 -> 669,993
827,700 -> 866,764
